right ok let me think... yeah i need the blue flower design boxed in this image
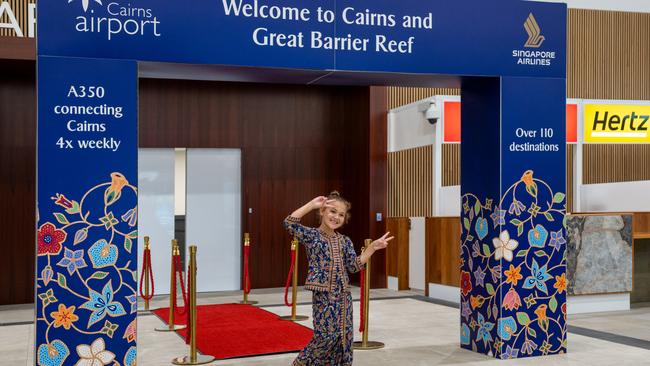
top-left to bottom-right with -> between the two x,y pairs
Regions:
498,316 -> 517,341
473,267 -> 486,288
81,282 -> 126,327
126,294 -> 138,314
461,301 -> 472,321
528,224 -> 548,248
460,323 -> 471,345
490,209 -> 506,227
508,200 -> 526,216
549,229 -> 566,252
88,239 -> 118,268
37,340 -> 69,366
522,259 -> 553,294
501,345 -> 519,359
121,207 -> 137,227
475,313 -> 494,346
475,217 -> 488,240
124,346 -> 137,366
56,248 -> 87,275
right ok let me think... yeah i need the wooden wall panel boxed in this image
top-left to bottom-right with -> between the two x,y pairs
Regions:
388,87 -> 459,110
425,217 -> 461,296
568,9 -> 650,100
442,143 -> 460,187
368,87 -> 388,288
387,145 -> 433,217
139,79 -> 385,289
0,0 -> 34,37
633,212 -> 650,238
0,60 -> 36,304
583,144 -> 650,184
385,217 -> 409,290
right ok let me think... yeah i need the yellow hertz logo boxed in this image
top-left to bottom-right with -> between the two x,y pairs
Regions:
585,105 -> 650,143
524,13 -> 545,48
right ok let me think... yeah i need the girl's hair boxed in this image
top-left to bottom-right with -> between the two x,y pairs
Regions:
321,191 -> 352,224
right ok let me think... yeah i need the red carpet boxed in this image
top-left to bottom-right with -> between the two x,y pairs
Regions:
153,304 -> 313,359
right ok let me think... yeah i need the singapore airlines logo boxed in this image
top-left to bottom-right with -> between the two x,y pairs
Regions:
68,0 -> 103,13
523,13 -> 545,48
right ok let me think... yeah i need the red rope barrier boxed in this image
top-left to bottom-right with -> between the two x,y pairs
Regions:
243,245 -> 251,294
173,254 -> 189,316
359,268 -> 366,333
139,248 -> 155,301
284,248 -> 297,307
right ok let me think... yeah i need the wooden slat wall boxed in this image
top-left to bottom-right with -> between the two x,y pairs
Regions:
385,217 -> 409,290
0,0 -> 33,37
425,217 -> 461,296
568,9 -> 650,100
633,212 -> 650,237
583,144 -> 650,184
388,87 -> 459,110
442,144 -> 460,187
387,145 -> 433,217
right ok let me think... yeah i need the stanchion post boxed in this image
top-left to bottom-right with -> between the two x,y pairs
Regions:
173,246 -> 215,365
353,239 -> 385,350
143,236 -> 151,311
155,239 -> 186,332
239,232 -> 258,305
280,237 -> 308,321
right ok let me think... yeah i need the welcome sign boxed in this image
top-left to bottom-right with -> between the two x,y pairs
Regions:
38,0 -> 565,78
36,0 -> 567,363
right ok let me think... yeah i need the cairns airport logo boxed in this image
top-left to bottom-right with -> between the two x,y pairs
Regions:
512,13 -> 555,67
69,0 -> 162,40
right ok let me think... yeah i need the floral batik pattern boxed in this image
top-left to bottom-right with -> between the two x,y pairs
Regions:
37,173 -> 137,366
460,170 -> 566,359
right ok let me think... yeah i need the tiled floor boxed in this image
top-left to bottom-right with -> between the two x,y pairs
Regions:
2,288 -> 650,365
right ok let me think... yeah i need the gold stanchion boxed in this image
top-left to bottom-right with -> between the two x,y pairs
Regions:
239,233 -> 258,305
155,239 -> 186,332
280,237 -> 308,321
140,236 -> 152,312
173,246 -> 215,365
353,239 -> 385,350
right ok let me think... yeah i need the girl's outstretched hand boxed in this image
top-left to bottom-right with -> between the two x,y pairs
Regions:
370,232 -> 394,251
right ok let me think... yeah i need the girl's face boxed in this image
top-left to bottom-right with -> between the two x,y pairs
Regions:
321,200 -> 347,231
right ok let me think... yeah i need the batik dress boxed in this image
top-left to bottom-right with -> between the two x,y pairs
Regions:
283,216 -> 363,366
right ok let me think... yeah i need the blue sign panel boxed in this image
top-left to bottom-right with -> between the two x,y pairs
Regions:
38,0 -> 565,78
36,56 -> 138,366
460,77 -> 566,359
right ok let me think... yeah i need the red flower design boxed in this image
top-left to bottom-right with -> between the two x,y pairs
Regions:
461,271 -> 472,296
503,287 -> 522,311
53,193 -> 73,210
38,222 -> 66,256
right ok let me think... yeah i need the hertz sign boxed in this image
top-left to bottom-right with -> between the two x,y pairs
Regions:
585,104 -> 650,143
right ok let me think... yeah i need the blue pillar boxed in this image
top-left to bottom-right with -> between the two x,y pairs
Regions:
460,77 -> 567,359
36,56 -> 138,366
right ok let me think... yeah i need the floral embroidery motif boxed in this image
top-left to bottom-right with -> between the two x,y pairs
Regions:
461,170 -> 566,359
37,173 -> 137,366
38,223 -> 67,256
50,304 -> 79,330
82,282 -> 126,327
56,248 -> 87,275
492,230 -> 518,262
75,338 -> 116,366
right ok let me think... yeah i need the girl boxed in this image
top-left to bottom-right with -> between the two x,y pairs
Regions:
283,192 -> 393,366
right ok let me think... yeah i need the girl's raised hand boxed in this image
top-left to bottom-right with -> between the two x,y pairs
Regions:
371,232 -> 394,251
309,196 -> 328,209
